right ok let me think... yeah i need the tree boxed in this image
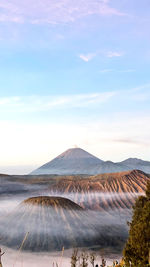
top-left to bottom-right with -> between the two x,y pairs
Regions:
80,251 -> 88,267
89,253 -> 96,267
71,249 -> 79,267
123,182 -> 150,266
146,182 -> 150,200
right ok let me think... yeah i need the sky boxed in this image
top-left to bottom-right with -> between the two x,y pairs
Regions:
0,0 -> 150,174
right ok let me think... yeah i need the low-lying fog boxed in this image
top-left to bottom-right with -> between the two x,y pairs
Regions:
0,191 -> 143,215
1,246 -> 122,267
0,176 -> 143,266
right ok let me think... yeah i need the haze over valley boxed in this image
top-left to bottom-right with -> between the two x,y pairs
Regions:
0,147 -> 149,267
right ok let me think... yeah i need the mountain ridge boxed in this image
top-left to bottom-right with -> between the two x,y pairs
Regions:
31,147 -> 150,175
46,169 -> 150,211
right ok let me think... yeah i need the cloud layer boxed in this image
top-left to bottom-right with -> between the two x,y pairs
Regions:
107,51 -> 124,58
0,92 -> 116,112
0,0 -> 125,25
79,53 -> 96,62
0,83 -> 149,113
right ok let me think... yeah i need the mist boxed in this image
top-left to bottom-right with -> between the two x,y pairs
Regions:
1,246 -> 122,267
0,202 -> 129,252
45,191 -> 144,210
0,174 -> 142,266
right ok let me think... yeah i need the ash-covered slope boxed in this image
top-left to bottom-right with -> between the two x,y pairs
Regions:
31,147 -> 128,175
23,196 -> 82,210
47,170 -> 150,211
0,196 -> 127,251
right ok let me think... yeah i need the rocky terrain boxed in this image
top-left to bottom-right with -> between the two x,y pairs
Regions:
0,170 -> 149,212
45,170 -> 150,211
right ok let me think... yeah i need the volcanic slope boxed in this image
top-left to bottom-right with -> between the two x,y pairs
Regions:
47,170 -> 150,211
31,147 -> 129,175
0,196 -> 127,251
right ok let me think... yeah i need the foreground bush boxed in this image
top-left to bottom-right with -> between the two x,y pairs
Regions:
123,182 -> 150,266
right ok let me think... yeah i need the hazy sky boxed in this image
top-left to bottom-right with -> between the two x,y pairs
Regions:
0,0 -> 150,174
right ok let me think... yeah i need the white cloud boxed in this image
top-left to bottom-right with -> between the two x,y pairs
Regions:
125,83 -> 150,102
99,69 -> 114,73
107,51 -> 124,58
0,84 -> 149,115
0,83 -> 149,115
0,92 -> 116,113
0,0 -> 125,25
0,96 -> 20,105
80,50 -> 124,63
99,69 -> 135,74
79,53 -> 96,62
120,69 -> 135,73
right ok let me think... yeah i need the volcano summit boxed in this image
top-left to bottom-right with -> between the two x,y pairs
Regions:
31,147 -> 128,175
31,147 -> 150,175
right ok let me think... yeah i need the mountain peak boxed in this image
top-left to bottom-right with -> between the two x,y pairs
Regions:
31,147 -> 104,175
123,157 -> 141,162
31,148 -> 150,175
121,158 -> 149,165
56,147 -> 102,160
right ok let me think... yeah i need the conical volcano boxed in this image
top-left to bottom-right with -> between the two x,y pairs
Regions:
31,147 -> 104,175
31,147 -> 131,175
0,196 -> 88,251
23,196 -> 83,210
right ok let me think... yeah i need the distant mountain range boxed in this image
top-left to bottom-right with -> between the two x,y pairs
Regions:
31,147 -> 150,175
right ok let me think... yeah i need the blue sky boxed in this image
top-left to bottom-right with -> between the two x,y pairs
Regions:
0,0 -> 150,174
